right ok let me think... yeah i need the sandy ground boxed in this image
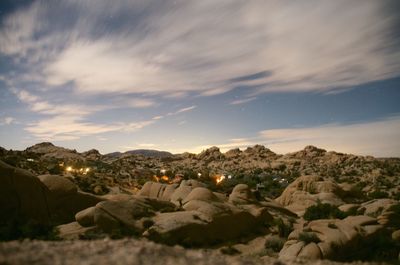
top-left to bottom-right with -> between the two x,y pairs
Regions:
0,238 -> 386,265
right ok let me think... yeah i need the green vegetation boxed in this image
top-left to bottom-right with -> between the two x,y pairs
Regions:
298,232 -> 321,244
368,190 -> 389,199
303,202 -> 347,221
328,223 -> 338,229
264,236 -> 285,252
273,218 -> 293,238
351,233 -> 400,263
0,216 -> 59,241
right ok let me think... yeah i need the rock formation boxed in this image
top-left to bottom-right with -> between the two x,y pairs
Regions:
276,175 -> 345,215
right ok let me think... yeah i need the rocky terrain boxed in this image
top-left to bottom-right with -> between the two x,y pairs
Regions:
1,143 -> 399,199
0,143 -> 399,265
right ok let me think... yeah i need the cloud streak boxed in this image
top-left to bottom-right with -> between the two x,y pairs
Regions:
230,97 -> 257,105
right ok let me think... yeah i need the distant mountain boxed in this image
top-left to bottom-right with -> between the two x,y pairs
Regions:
105,149 -> 173,158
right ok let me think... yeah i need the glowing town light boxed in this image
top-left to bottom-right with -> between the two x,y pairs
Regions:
197,173 -> 202,178
228,175 -> 232,179
66,166 -> 73,172
215,175 -> 226,184
161,176 -> 169,181
160,169 -> 166,174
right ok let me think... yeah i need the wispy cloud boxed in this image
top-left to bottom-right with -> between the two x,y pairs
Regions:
0,117 -> 17,126
11,89 -> 157,141
195,117 -> 400,157
124,98 -> 157,108
175,105 -> 197,114
167,105 -> 197,116
24,116 -> 157,142
230,97 -> 257,105
1,0 -> 399,98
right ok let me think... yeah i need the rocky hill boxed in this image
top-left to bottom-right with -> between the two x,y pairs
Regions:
0,143 -> 399,199
105,149 -> 173,159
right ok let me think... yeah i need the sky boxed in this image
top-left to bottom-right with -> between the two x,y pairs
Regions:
0,0 -> 400,157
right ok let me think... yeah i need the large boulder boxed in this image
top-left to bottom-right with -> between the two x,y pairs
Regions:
183,187 -> 221,204
275,175 -> 345,214
75,207 -> 96,227
358,199 -> 400,228
228,184 -> 257,205
93,197 -> 177,234
37,174 -> 77,196
138,180 -> 207,206
0,160 -> 50,225
38,174 -> 104,224
145,202 -> 259,246
279,215 -> 384,260
57,221 -> 98,240
138,182 -> 178,200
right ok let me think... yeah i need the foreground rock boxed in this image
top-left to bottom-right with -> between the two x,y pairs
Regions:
0,238 -> 385,265
74,182 -> 278,247
0,160 -> 51,226
145,190 -> 268,246
38,174 -> 104,224
0,161 -> 104,237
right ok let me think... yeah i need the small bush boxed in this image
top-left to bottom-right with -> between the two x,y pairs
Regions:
388,204 -> 400,215
0,217 -> 59,241
303,202 -> 347,221
368,190 -> 389,199
273,218 -> 293,238
344,207 -> 359,216
265,236 -> 285,252
220,246 -> 240,255
328,223 -> 338,229
298,232 -> 321,244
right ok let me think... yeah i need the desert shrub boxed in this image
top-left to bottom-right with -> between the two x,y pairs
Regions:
392,192 -> 400,200
388,204 -> 400,215
344,207 -> 360,216
343,186 -> 367,204
303,202 -> 347,221
351,233 -> 400,263
298,232 -> 321,244
368,190 -> 389,199
0,216 -> 59,241
273,218 -> 293,238
220,246 -> 240,255
328,223 -> 338,229
265,236 -> 285,252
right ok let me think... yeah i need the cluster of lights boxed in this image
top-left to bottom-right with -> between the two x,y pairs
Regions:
65,166 -> 90,174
